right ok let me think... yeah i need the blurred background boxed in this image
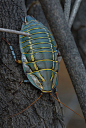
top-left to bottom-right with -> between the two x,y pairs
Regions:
57,59 -> 86,128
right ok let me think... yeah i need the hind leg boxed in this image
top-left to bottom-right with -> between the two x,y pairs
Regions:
55,88 -> 64,116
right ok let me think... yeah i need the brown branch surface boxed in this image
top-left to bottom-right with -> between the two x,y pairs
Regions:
39,0 -> 86,120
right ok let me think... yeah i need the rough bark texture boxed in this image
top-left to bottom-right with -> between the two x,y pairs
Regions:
39,0 -> 86,120
0,0 -> 63,128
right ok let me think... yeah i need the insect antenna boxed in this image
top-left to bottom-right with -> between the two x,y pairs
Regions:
4,93 -> 43,119
2,37 -> 10,45
50,93 -> 84,119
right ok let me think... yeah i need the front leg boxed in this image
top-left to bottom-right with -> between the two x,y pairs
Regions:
2,37 -> 22,64
19,80 -> 30,85
2,38 -> 31,86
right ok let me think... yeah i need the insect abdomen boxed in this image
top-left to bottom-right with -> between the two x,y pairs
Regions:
19,16 -> 58,92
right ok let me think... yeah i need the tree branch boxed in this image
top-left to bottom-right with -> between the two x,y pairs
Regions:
39,0 -> 86,120
69,0 -> 82,28
64,0 -> 71,22
0,28 -> 30,36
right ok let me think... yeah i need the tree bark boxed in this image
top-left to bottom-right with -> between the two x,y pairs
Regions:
0,0 -> 64,128
39,0 -> 86,120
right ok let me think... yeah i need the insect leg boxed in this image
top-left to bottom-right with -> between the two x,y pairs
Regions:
56,47 -> 62,63
19,80 -> 30,85
50,91 -> 84,119
2,37 -> 22,64
4,93 -> 43,119
55,88 -> 64,115
9,45 -> 16,61
16,59 -> 22,64
55,88 -> 58,99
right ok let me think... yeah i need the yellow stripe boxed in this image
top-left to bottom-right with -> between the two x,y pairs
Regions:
29,35 -> 45,82
25,20 -> 38,25
49,39 -> 51,42
20,36 -> 25,38
27,69 -> 57,74
30,47 -> 51,50
31,37 -> 48,40
52,53 -> 54,69
22,25 -> 48,32
38,72 -> 45,82
21,20 -> 37,30
31,32 -> 51,35
29,37 -> 34,62
24,28 -> 43,32
50,72 -> 53,81
23,28 -> 54,38
31,54 -> 34,61
24,59 -> 58,64
29,36 -> 31,39
52,63 -> 54,70
21,23 -> 39,31
51,45 -> 52,49
21,40 -> 29,44
22,50 -> 57,54
21,46 -> 51,50
31,47 -> 51,50
50,44 -> 54,81
21,45 -> 28,49
44,29 -> 55,82
33,62 -> 45,82
34,63 -> 38,70
21,19 -> 49,32
20,32 -> 52,39
29,41 -> 31,44
21,42 -> 55,49
30,37 -> 54,41
20,37 -> 54,42
30,45 -> 32,50
42,90 -> 52,93
20,33 -> 54,41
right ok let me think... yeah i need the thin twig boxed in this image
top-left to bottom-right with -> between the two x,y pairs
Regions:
69,0 -> 82,28
64,0 -> 71,22
0,28 -> 30,36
